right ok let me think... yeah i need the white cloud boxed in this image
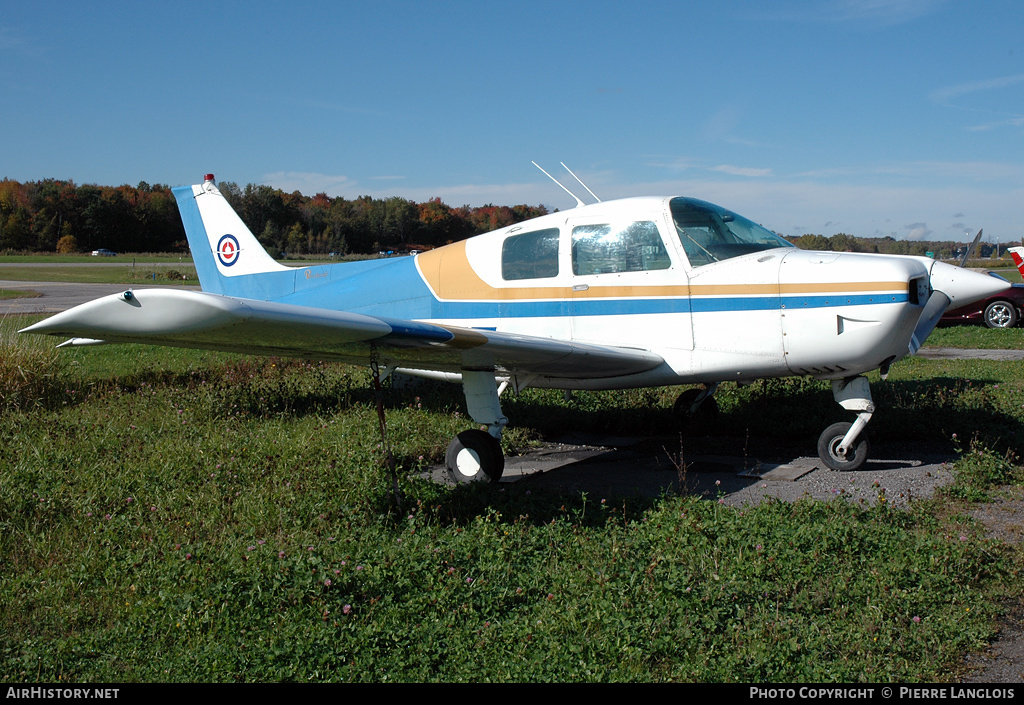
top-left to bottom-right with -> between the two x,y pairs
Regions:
929,74 -> 1024,106
966,116 -> 1024,133
380,182 -> 553,207
833,0 -> 949,25
746,0 -> 948,27
929,75 -> 1024,132
711,164 -> 774,178
878,161 -> 1024,182
261,171 -> 357,196
644,157 -> 698,172
0,27 -> 47,56
904,222 -> 932,240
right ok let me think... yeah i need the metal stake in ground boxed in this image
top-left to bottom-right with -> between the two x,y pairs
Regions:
370,355 -> 402,511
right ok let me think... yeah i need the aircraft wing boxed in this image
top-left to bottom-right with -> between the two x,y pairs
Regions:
20,288 -> 665,380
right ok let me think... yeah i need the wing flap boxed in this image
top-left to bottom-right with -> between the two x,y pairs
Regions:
21,289 -> 664,380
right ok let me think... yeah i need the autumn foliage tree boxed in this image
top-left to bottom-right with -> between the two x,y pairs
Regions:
0,177 -> 551,256
1,176 -> 997,261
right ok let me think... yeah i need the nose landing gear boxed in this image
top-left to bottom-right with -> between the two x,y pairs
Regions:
817,376 -> 874,471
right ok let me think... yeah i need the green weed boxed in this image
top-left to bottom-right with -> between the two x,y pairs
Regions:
942,438 -> 1021,502
0,319 -> 79,412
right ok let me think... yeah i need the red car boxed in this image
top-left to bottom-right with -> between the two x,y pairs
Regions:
940,273 -> 1024,328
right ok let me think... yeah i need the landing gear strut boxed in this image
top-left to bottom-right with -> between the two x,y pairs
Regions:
817,376 -> 873,471
445,370 -> 507,483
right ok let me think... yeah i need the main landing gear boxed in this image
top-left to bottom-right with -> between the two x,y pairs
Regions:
817,375 -> 874,471
672,383 -> 720,424
445,371 -> 508,483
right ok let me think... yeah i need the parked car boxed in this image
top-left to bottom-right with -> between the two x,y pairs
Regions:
940,272 -> 1024,328
91,249 -> 116,256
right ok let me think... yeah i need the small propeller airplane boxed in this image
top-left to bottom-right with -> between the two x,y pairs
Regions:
21,171 -> 1009,481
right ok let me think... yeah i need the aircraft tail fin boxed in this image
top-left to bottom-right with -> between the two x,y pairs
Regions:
172,175 -> 289,295
1008,246 -> 1024,279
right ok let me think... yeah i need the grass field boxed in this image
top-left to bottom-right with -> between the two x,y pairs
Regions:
0,255 -> 370,286
0,289 -> 41,300
0,263 -> 199,285
926,325 -> 1024,350
2,305 -> 1023,682
0,254 -> 195,264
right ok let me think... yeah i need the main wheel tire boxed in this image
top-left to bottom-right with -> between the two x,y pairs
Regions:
817,422 -> 870,471
984,300 -> 1018,329
445,430 -> 504,483
672,388 -> 720,422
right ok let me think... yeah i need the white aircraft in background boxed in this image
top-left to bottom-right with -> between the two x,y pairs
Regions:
22,172 -> 1008,481
1008,246 -> 1024,278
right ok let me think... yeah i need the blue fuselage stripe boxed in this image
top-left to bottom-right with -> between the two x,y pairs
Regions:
422,293 -> 908,319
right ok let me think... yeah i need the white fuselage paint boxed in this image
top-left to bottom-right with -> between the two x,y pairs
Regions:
411,196 -> 932,390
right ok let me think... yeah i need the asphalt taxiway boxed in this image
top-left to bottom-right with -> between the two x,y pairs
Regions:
0,280 -> 200,314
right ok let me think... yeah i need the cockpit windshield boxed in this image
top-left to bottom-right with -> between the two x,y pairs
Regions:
670,197 -> 793,268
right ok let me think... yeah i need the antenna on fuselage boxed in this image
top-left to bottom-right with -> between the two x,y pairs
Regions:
560,162 -> 601,203
532,161 -> 586,208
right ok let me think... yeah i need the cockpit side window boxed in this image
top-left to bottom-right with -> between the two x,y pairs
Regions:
571,221 -> 670,275
670,197 -> 793,268
501,228 -> 560,280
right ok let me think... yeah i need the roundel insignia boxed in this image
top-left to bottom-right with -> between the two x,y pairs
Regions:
216,234 -> 240,267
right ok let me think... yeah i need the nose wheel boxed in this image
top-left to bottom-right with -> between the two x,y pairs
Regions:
817,376 -> 874,471
817,421 -> 870,471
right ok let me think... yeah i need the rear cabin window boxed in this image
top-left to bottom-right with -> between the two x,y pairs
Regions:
501,228 -> 560,280
571,221 -> 671,275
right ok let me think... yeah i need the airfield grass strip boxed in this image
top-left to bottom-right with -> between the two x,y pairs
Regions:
0,289 -> 42,300
924,325 -> 1024,350
1,319 -> 1023,682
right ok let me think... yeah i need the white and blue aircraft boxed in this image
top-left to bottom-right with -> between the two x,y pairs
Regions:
22,173 -> 1007,481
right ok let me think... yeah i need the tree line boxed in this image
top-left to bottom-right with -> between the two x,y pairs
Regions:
0,176 -> 1003,260
787,232 -> 1008,260
0,178 -> 549,256
0,179 -> 183,255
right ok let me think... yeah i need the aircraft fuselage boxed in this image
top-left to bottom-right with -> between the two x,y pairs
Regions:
257,196 -> 932,389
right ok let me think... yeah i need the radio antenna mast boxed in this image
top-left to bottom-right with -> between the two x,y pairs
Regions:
532,161 -> 585,207
560,162 -> 601,203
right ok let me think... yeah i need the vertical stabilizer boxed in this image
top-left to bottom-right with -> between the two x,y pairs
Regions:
172,175 -> 289,295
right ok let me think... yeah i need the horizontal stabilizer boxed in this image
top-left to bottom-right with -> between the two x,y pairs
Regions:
56,338 -> 108,347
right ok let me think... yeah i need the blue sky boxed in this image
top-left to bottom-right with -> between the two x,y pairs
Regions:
2,0 -> 1022,242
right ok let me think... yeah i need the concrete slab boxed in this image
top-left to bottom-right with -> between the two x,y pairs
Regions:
426,435 -> 957,509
